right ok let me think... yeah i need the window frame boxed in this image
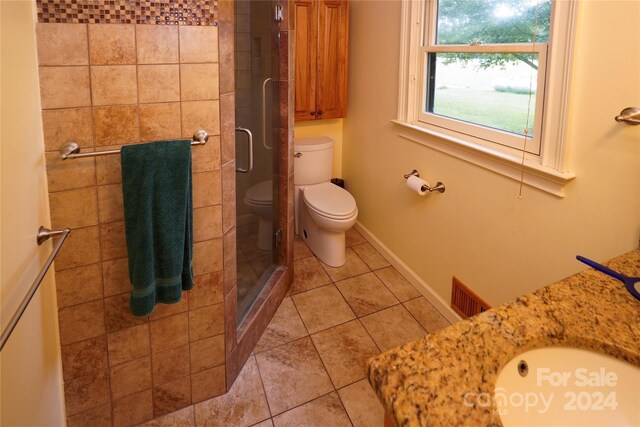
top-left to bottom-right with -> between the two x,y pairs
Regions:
395,0 -> 578,197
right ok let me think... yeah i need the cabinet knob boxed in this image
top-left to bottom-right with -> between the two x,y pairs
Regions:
310,112 -> 315,116
317,110 -> 323,116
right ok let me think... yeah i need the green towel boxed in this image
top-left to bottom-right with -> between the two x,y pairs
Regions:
121,140 -> 194,317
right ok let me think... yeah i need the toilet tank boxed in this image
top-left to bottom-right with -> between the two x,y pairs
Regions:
294,136 -> 334,185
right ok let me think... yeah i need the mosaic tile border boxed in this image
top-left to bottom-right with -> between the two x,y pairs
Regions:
37,0 -> 218,26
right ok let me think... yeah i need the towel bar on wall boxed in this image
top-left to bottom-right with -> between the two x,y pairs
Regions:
615,107 -> 640,125
0,227 -> 71,351
59,130 -> 209,160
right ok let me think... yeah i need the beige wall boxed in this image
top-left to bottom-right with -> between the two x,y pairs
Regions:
0,1 -> 66,425
295,119 -> 344,177
343,0 -> 640,306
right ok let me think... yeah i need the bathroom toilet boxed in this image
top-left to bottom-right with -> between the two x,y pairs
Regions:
294,136 -> 358,267
244,180 -> 273,250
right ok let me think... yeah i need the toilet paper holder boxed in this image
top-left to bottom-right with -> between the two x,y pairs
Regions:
403,170 -> 446,193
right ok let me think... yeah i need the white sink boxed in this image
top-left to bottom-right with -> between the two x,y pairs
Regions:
494,347 -> 640,426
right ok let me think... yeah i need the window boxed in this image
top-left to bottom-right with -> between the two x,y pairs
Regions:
396,0 -> 578,196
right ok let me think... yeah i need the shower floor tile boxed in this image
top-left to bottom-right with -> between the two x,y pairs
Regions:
142,230 -> 455,426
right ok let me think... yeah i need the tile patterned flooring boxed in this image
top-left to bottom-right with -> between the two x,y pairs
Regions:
139,228 -> 452,427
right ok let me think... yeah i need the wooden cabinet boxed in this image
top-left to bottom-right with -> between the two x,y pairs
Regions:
294,0 -> 349,121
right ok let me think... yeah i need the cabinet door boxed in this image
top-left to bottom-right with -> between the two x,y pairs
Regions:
294,0 -> 318,121
316,0 -> 348,119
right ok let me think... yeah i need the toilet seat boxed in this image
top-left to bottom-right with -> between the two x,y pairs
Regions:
245,180 -> 272,206
303,182 -> 357,220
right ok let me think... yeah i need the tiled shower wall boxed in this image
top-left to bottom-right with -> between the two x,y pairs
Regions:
35,12 -> 235,427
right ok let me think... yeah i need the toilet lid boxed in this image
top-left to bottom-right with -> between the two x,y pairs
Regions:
303,182 -> 357,219
245,180 -> 272,205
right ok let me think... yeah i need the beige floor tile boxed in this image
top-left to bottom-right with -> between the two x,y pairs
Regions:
311,320 -> 380,389
129,228 -> 446,425
137,405 -> 194,426
360,305 -> 426,352
272,393 -> 351,427
293,237 -> 312,260
345,228 -> 367,247
290,256 -> 332,294
351,243 -> 390,270
254,297 -> 308,353
373,266 -> 422,302
194,356 -> 270,427
291,285 -> 356,334
320,248 -> 370,282
334,272 -> 399,317
403,297 -> 452,333
255,337 -> 334,416
337,379 -> 385,427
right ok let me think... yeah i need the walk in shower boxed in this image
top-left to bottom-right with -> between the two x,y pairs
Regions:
234,0 -> 281,324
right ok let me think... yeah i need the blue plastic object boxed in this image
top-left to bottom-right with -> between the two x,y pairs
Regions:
576,255 -> 640,301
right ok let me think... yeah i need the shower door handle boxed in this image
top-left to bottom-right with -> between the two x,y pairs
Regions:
262,78 -> 273,149
235,127 -> 254,173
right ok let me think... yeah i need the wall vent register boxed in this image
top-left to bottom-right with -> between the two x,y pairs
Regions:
451,276 -> 491,318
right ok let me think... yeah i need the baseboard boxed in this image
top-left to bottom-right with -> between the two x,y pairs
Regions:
354,221 -> 462,324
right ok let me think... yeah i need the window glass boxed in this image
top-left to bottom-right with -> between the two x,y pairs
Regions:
426,52 -> 538,137
435,0 -> 551,45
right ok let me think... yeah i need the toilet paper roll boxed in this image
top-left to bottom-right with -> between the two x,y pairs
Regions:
406,175 -> 430,195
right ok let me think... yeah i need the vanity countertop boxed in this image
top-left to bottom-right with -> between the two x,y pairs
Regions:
367,249 -> 640,426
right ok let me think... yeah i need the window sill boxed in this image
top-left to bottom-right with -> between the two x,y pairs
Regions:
392,120 -> 576,197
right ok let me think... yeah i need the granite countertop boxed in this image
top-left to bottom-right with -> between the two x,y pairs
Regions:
367,249 -> 640,426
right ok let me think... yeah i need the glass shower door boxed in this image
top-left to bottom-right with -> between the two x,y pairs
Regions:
235,0 -> 280,325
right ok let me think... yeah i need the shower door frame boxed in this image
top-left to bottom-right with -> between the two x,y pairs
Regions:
221,0 -> 294,390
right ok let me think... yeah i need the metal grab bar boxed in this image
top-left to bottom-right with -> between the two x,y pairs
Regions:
0,227 -> 71,351
59,130 -> 210,160
615,107 -> 640,125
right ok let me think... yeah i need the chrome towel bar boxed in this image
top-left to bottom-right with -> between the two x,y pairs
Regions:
0,227 -> 71,351
59,130 -> 209,160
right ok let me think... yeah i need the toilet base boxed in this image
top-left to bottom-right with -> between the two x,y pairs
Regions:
298,204 -> 346,267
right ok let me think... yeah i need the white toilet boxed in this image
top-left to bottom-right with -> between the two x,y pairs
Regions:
244,180 -> 273,250
294,136 -> 358,267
